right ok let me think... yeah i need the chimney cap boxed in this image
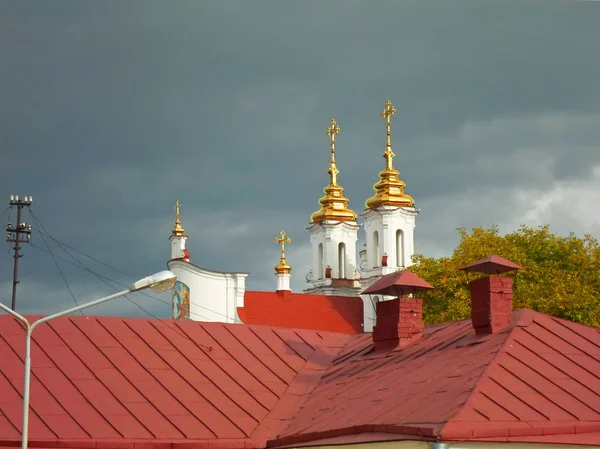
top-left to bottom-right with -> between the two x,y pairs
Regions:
460,254 -> 522,275
362,269 -> 434,296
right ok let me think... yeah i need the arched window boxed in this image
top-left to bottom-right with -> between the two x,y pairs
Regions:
338,242 -> 346,279
318,243 -> 324,279
373,231 -> 380,268
396,229 -> 404,267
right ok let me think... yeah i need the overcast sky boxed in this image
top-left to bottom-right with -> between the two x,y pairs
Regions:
1,1 -> 600,319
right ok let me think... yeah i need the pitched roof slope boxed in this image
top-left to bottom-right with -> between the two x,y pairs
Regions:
269,309 -> 600,447
240,291 -> 363,334
0,316 -> 351,448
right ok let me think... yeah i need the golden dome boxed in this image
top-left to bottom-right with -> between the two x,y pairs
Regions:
311,119 -> 357,223
172,200 -> 185,236
275,231 -> 292,274
365,100 -> 415,209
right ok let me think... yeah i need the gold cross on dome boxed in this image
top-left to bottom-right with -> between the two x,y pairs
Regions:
381,100 -> 396,168
275,231 -> 291,257
381,99 -> 396,123
326,119 -> 340,141
174,200 -> 182,220
326,119 -> 340,184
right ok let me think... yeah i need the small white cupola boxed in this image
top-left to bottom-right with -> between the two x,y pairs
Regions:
274,231 -> 292,292
169,200 -> 190,262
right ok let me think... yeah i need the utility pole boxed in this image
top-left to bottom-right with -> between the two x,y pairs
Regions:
6,195 -> 32,311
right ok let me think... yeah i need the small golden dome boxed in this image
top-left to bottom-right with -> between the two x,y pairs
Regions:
172,200 -> 185,236
275,231 -> 292,274
365,100 -> 415,209
311,119 -> 357,223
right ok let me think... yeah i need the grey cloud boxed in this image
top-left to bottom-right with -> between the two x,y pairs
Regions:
1,2 -> 600,316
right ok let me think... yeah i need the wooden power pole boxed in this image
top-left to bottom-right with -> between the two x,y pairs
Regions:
6,195 -> 32,311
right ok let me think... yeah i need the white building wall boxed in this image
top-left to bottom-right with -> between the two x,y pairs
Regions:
167,259 -> 248,323
169,235 -> 188,260
360,205 -> 417,279
307,220 -> 360,281
276,273 -> 291,291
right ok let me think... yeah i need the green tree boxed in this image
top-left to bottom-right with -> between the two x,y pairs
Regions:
411,225 -> 600,327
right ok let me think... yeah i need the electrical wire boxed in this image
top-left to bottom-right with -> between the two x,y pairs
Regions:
26,209 -> 242,324
27,209 -> 83,314
28,225 -> 130,277
28,220 -> 242,323
0,205 -> 13,224
28,238 -> 240,324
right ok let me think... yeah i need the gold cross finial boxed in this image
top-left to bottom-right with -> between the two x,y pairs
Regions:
172,200 -> 184,236
325,119 -> 340,185
381,99 -> 396,169
275,230 -> 291,256
275,231 -> 292,274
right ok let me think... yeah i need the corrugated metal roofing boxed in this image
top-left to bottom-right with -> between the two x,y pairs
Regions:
1,309 -> 600,448
0,316 -> 350,448
270,309 -> 600,446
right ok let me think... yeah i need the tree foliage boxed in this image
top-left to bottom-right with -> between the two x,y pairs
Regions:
411,225 -> 600,327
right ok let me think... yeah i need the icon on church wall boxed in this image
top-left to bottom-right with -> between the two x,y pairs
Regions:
171,281 -> 191,320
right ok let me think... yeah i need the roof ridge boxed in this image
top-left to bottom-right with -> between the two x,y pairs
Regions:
253,334 -> 352,446
440,320 -> 521,438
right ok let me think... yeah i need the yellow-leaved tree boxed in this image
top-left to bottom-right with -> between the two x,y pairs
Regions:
411,225 -> 600,327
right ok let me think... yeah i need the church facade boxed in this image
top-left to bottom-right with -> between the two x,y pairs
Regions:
167,100 -> 417,332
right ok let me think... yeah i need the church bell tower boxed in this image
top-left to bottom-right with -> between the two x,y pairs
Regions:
360,100 -> 418,330
305,119 -> 361,296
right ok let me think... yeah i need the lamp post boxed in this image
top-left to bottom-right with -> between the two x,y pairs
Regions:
0,270 -> 177,449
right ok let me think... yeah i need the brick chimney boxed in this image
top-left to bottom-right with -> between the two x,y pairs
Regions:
373,298 -> 424,350
470,276 -> 514,334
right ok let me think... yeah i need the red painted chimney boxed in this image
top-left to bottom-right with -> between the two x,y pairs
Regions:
470,276 -> 514,334
373,298 -> 424,350
460,254 -> 522,335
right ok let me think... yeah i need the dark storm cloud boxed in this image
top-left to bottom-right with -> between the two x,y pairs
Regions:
1,1 -> 599,316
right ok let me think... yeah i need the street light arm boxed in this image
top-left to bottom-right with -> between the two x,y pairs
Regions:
30,289 -> 132,331
0,302 -> 30,329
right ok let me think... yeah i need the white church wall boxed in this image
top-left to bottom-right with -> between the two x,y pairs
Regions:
168,259 -> 248,323
361,205 -> 417,279
306,220 -> 360,282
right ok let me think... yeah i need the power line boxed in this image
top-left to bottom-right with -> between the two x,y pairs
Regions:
26,210 -> 242,324
0,205 -> 13,223
29,241 -> 238,324
29,224 -> 131,277
28,208 -> 83,314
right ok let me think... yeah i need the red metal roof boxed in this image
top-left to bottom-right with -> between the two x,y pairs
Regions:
240,291 -> 363,334
269,309 -> 600,447
1,309 -> 600,448
0,316 -> 351,448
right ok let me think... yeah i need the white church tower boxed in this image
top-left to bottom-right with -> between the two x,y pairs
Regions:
167,200 -> 248,323
169,200 -> 189,261
305,119 -> 361,297
360,100 -> 418,330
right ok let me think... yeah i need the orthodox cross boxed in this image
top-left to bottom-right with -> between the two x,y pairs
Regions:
326,119 -> 341,185
172,200 -> 184,235
275,231 -> 291,259
174,200 -> 183,226
381,100 -> 397,169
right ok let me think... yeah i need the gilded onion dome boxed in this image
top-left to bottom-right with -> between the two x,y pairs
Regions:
172,200 -> 185,236
311,119 -> 357,223
274,231 -> 292,274
365,100 -> 414,209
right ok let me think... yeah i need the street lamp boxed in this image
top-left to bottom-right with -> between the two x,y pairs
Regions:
0,270 -> 177,449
